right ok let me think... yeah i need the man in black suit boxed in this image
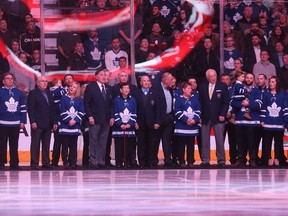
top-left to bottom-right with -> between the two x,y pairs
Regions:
199,69 -> 229,167
135,75 -> 161,168
27,76 -> 58,169
154,72 -> 174,167
84,69 -> 114,168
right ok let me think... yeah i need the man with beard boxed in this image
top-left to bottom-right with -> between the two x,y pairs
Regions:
231,73 -> 262,167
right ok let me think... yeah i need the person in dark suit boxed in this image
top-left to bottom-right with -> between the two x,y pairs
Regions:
199,69 -> 229,167
153,72 -> 174,167
27,76 -> 58,169
135,75 -> 161,168
243,33 -> 266,73
84,69 -> 114,168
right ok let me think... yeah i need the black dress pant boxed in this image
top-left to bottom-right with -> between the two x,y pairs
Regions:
261,130 -> 286,165
176,136 -> 195,165
30,128 -> 52,166
0,126 -> 20,166
61,135 -> 78,166
51,128 -> 62,165
225,123 -> 237,164
82,131 -> 90,166
114,137 -> 136,166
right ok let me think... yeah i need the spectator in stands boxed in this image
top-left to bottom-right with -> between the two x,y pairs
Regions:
278,52 -> 288,91
258,15 -> 271,43
118,10 -> 143,52
0,52 -> 10,85
243,21 -> 266,47
243,33 -> 266,73
253,49 -> 276,81
56,31 -> 81,70
192,37 -> 220,84
224,0 -> 244,29
270,1 -> 287,27
196,26 -> 220,51
10,52 -> 35,98
11,39 -> 21,56
0,72 -> 26,170
224,35 -> 242,75
135,38 -> 149,63
251,0 -> 269,21
153,0 -> 178,31
30,49 -> 45,72
0,19 -> 14,47
270,41 -> 285,73
147,22 -> 167,55
142,4 -> 171,37
231,73 -> 262,167
234,6 -> 255,34
223,21 -> 245,53
105,37 -> 128,72
108,56 -> 130,86
231,58 -> 245,84
267,25 -> 288,54
19,20 -> 41,57
83,28 -> 105,72
173,9 -> 189,33
277,13 -> 288,33
96,0 -> 106,11
67,41 -> 87,71
18,13 -> 40,35
107,0 -> 124,9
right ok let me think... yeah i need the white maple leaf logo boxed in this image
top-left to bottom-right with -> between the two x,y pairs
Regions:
119,108 -> 131,123
68,106 -> 78,120
183,107 -> 195,119
5,97 -> 18,113
267,102 -> 281,118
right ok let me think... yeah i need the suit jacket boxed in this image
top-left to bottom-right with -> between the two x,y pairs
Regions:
84,82 -> 114,125
153,84 -> 173,125
134,88 -> 161,129
243,44 -> 266,73
199,81 -> 229,124
27,86 -> 56,129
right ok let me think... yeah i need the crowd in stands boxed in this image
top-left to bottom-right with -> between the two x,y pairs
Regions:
1,0 -> 288,170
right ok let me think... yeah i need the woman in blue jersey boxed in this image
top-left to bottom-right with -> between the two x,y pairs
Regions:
59,81 -> 85,169
174,81 -> 201,167
260,76 -> 288,166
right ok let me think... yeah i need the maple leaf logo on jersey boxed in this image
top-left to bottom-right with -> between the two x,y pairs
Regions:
183,107 -> 195,119
120,108 -> 131,123
5,97 -> 18,113
267,102 -> 281,118
68,106 -> 78,120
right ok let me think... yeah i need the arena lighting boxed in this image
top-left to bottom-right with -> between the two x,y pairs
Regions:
0,0 -> 214,82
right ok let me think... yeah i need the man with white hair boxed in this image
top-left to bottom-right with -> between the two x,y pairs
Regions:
199,69 -> 229,167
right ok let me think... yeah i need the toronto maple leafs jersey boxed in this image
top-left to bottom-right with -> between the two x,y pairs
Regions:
231,86 -> 262,126
50,86 -> 65,124
59,95 -> 85,135
260,89 -> 288,131
174,94 -> 201,136
0,87 -> 27,126
112,95 -> 137,138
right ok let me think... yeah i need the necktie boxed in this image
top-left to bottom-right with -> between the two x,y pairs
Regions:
209,84 -> 214,100
101,84 -> 106,99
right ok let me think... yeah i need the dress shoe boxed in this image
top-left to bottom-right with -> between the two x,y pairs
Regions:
187,163 -> 194,168
200,163 -> 210,168
232,162 -> 245,167
249,161 -> 257,167
217,163 -> 226,168
70,165 -> 77,169
164,162 -> 173,168
42,164 -> 55,170
50,163 -> 59,168
31,165 -> 39,170
179,164 -> 186,168
89,164 -> 99,169
10,165 -> 21,170
0,164 -> 5,170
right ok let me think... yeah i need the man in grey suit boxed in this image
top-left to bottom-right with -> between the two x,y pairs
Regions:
199,69 -> 229,167
84,69 -> 114,168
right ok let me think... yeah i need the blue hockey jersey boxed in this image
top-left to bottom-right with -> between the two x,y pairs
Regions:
0,87 -> 27,126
